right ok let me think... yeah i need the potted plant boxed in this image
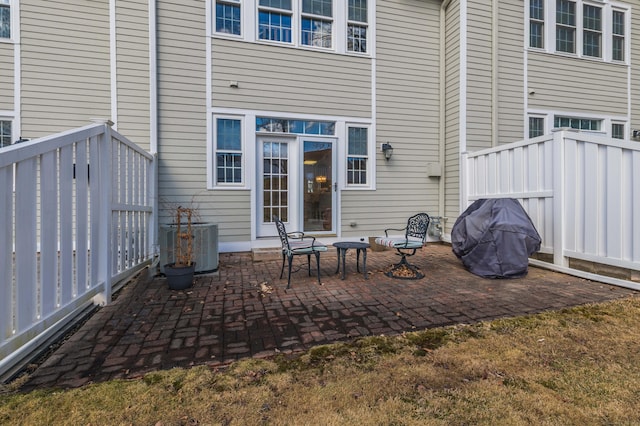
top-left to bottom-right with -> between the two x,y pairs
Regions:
164,205 -> 197,290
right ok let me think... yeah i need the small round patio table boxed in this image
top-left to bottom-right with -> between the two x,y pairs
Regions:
333,241 -> 371,280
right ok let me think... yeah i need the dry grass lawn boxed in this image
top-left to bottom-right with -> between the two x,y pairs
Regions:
2,297 -> 640,425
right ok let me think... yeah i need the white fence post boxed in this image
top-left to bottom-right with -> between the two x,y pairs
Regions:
92,124 -> 114,306
552,130 -> 568,267
460,151 -> 469,211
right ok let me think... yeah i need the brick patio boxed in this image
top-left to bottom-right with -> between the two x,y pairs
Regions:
20,243 -> 637,390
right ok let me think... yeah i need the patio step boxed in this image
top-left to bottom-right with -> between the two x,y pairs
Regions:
251,247 -> 281,262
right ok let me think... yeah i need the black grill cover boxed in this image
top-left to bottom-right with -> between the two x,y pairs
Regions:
452,198 -> 542,278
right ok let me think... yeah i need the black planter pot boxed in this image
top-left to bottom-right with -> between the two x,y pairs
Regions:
164,262 -> 196,290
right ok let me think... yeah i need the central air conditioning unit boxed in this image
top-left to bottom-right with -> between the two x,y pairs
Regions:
159,223 -> 219,274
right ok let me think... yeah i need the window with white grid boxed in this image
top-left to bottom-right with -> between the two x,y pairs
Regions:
347,0 -> 367,53
0,120 -> 11,148
215,117 -> 244,185
347,126 -> 368,185
258,0 -> 293,43
301,0 -> 332,48
0,0 -> 10,39
215,0 -> 241,35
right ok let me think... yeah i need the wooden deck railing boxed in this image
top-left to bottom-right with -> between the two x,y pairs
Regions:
0,122 -> 156,379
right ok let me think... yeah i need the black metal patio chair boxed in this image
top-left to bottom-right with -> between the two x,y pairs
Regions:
375,213 -> 430,278
273,216 -> 328,288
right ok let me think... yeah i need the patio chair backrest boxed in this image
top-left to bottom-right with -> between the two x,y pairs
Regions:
273,216 -> 291,251
406,213 -> 430,243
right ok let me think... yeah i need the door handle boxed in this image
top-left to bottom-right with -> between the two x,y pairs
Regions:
334,182 -> 338,192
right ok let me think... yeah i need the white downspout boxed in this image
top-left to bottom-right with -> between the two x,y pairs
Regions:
491,0 -> 498,147
109,0 -> 118,129
439,0 -> 452,223
149,0 -> 159,256
13,0 -> 21,141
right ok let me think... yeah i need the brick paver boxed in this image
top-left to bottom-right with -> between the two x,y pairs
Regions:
20,244 -> 637,390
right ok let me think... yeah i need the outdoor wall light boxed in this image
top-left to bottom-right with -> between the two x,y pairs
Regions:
381,142 -> 394,160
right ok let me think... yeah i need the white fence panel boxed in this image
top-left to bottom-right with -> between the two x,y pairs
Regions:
463,130 -> 640,279
0,123 -> 155,379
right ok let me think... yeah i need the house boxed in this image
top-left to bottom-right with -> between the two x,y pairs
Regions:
1,0 -> 639,253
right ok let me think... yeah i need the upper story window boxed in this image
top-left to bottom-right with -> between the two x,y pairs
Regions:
0,120 -> 11,148
555,0 -> 575,53
529,0 -> 544,49
582,4 -> 601,58
215,117 -> 244,185
612,10 -> 625,61
212,0 -> 371,55
348,0 -> 367,53
301,0 -> 333,48
528,0 -> 628,63
0,0 -> 10,39
258,0 -> 293,43
216,0 -> 241,35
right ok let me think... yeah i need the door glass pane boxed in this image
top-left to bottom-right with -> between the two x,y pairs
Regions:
263,142 -> 288,222
303,141 -> 332,232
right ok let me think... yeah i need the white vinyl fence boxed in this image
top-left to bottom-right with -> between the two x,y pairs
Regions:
462,130 -> 640,290
0,123 -> 156,379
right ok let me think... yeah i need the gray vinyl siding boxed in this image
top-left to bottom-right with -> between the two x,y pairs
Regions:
0,44 -> 13,111
115,0 -> 151,150
497,1 -> 525,144
211,39 -> 371,117
444,0 -> 460,235
19,0 -> 111,138
157,0 -> 251,243
352,0 -> 440,234
528,52 -> 628,116
465,0 -> 492,152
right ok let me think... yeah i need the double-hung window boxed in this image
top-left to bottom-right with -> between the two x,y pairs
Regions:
346,126 -> 368,186
347,0 -> 367,53
582,4 -> 601,58
529,0 -> 544,49
555,0 -> 576,53
612,9 -> 625,61
215,117 -> 244,185
215,0 -> 241,35
0,120 -> 11,148
0,0 -> 9,39
258,0 -> 293,43
301,0 -> 333,48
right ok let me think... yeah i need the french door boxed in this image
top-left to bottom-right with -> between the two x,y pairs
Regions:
256,136 -> 336,237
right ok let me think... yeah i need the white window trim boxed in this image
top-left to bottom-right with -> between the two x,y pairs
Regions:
528,109 -> 629,139
344,123 -> 373,188
526,0 -> 630,65
210,114 -> 248,189
211,0 -> 374,57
